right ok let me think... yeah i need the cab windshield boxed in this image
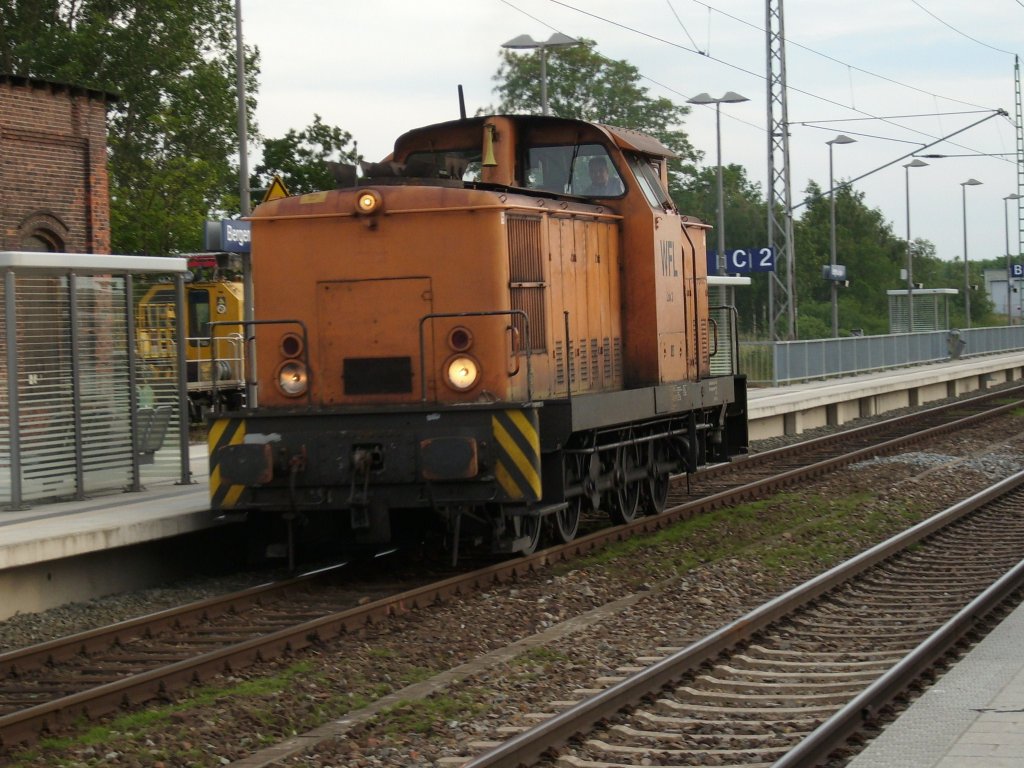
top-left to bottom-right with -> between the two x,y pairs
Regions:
523,143 -> 625,197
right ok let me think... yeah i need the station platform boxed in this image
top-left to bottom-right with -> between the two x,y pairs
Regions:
745,349 -> 1024,441
0,446 -> 213,619
847,598 -> 1024,768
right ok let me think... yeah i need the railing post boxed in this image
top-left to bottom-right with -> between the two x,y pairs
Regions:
68,273 -> 86,499
175,275 -> 192,486
5,269 -> 21,509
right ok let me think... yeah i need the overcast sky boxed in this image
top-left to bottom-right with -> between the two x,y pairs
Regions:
241,0 -> 1023,277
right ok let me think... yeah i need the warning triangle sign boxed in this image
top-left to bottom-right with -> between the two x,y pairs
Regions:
262,175 -> 289,203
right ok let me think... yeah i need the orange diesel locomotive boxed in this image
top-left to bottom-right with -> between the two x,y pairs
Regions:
208,114 -> 748,561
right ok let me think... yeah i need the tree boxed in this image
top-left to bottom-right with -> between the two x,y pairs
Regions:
253,115 -> 360,196
795,181 -> 912,336
2,0 -> 257,255
486,39 -> 698,189
674,165 -> 770,335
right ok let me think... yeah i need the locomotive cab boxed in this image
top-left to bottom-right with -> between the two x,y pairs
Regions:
209,114 -> 748,564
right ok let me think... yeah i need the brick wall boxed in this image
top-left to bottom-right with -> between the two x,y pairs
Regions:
0,75 -> 114,254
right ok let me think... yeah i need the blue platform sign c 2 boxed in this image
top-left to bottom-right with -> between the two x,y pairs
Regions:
708,246 -> 776,274
1011,263 -> 1024,279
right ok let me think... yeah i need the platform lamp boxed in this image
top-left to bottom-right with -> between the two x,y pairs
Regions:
827,135 -> 857,337
961,178 -> 983,329
1005,193 -> 1022,325
687,91 -> 749,305
903,159 -> 928,332
501,33 -> 580,115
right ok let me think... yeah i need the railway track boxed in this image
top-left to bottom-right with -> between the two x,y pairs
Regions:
0,385 -> 1021,751
463,470 -> 1024,768
683,382 -> 1024,501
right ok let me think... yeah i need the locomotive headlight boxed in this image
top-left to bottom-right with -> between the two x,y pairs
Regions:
276,360 -> 308,397
355,189 -> 383,215
448,326 -> 473,351
445,355 -> 480,391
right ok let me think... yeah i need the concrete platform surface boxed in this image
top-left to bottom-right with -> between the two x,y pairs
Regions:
847,598 -> 1024,768
0,445 -> 210,571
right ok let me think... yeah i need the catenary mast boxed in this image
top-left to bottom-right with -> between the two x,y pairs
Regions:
766,0 -> 796,339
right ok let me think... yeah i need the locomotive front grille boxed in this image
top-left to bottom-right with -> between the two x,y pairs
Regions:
343,356 -> 413,395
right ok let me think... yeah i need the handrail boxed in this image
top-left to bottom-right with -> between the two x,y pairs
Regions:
208,319 -> 312,409
418,310 -> 532,402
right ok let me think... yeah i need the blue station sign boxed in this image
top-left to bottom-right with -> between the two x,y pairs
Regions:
707,246 -> 776,275
221,219 -> 252,253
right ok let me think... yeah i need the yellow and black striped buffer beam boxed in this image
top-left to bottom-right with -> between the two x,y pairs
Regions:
491,409 -> 541,501
208,417 -> 247,508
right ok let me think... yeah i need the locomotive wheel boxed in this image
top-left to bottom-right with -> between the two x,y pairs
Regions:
583,451 -> 602,509
554,456 -> 582,543
645,438 -> 671,514
516,513 -> 542,555
608,443 -> 642,524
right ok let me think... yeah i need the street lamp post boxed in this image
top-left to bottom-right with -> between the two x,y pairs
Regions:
686,91 -> 749,303
501,33 -> 580,115
234,0 -> 256,406
1004,193 -> 1022,325
903,159 -> 928,331
960,178 -> 983,329
827,135 -> 856,337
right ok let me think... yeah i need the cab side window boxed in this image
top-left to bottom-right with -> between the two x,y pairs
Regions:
626,152 -> 672,209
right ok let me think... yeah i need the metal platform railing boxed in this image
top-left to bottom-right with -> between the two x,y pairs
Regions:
741,325 -> 1024,386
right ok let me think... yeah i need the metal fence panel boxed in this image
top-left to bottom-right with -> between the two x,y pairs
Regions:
2,266 -> 186,509
744,326 -> 1024,386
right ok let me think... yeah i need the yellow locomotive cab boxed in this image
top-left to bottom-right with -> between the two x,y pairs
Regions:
136,280 -> 246,420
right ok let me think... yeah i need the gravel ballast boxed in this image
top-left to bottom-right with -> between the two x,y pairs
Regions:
1,402 -> 1022,768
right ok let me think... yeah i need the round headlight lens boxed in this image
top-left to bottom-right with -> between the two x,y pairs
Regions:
445,355 -> 480,391
355,189 -> 382,214
280,332 -> 303,358
276,361 -> 308,397
448,326 -> 473,351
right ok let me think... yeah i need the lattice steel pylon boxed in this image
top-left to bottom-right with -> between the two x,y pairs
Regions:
766,0 -> 796,340
1016,56 -> 1023,278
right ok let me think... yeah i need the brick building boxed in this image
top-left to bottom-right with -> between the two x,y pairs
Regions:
0,74 -> 115,254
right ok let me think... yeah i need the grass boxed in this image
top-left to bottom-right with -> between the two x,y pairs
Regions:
371,693 -> 483,736
2,656 -> 432,768
562,481 -> 928,586
2,457 -> 956,766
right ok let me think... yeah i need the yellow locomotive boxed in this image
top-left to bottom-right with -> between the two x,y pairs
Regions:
208,114 -> 747,561
136,279 -> 246,421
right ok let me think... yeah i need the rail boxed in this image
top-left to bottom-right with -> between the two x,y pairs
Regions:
183,332 -> 245,391
0,389 -> 1018,750
463,469 -> 1024,767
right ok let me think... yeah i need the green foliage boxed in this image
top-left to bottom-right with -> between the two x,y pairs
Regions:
253,114 -> 360,195
795,181 -> 906,336
2,0 -> 258,255
373,693 -> 482,736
